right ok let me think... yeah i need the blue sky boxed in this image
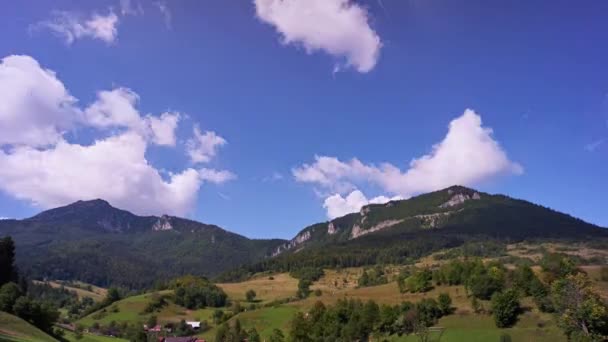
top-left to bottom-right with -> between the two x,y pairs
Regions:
0,0 -> 607,239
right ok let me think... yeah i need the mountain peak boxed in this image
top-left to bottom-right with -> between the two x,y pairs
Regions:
27,198 -> 152,233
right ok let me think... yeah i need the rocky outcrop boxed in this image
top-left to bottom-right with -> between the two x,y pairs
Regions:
272,229 -> 312,256
152,215 -> 173,231
439,192 -> 481,208
327,222 -> 337,235
350,219 -> 404,239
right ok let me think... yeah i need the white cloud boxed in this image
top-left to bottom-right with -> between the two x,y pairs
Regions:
34,10 -> 119,44
198,168 -> 237,184
254,0 -> 382,73
154,1 -> 172,29
0,55 -> 233,216
186,126 -> 227,164
84,87 -> 181,146
0,55 -> 81,147
0,133 -> 205,216
145,112 -> 180,146
323,190 -> 402,219
295,109 -> 523,206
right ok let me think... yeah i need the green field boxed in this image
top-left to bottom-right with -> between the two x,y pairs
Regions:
74,267 -> 577,341
0,312 -> 57,342
61,329 -> 128,342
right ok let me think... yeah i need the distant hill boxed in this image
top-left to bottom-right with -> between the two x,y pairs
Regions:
1,186 -> 606,287
0,311 -> 58,342
272,186 -> 606,255
218,186 -> 607,281
0,200 -> 286,288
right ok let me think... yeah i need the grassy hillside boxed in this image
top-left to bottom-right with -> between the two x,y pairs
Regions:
0,312 -> 57,342
33,280 -> 107,302
75,264 -> 580,342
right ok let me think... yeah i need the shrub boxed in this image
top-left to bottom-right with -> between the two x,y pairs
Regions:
491,289 -> 520,328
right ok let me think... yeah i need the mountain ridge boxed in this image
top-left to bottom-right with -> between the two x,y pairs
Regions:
1,185 -> 606,287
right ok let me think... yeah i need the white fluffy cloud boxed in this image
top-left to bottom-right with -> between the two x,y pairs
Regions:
84,87 -> 181,146
324,190 -> 402,219
0,55 -> 233,216
295,109 -> 523,217
0,55 -> 81,147
34,10 -> 119,44
0,133 -> 203,215
254,0 -> 382,73
186,126 -> 227,164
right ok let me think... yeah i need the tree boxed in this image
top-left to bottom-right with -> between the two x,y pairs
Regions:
146,315 -> 157,328
104,287 -> 121,304
74,324 -> 84,340
551,273 -> 608,340
401,269 -> 432,293
437,293 -> 452,316
0,282 -> 22,312
212,309 -> 225,324
0,236 -> 17,286
269,328 -> 285,342
12,296 -> 59,333
289,312 -> 311,342
245,289 -> 256,302
297,279 -> 312,299
214,323 -> 229,342
491,289 -> 520,328
247,327 -> 261,342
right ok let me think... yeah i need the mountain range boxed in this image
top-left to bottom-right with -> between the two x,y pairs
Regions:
1,186 -> 606,288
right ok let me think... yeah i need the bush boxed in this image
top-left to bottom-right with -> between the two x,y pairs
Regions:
437,293 -> 452,315
245,289 -> 256,302
491,289 -> 520,328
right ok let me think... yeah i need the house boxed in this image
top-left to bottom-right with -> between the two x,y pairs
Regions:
149,324 -> 162,332
186,321 -> 201,330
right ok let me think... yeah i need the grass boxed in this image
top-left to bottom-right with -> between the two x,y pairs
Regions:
0,312 -> 57,342
217,272 -> 298,304
390,312 -> 566,342
78,290 -> 218,328
33,280 -> 107,302
198,305 -> 298,341
61,329 -> 128,342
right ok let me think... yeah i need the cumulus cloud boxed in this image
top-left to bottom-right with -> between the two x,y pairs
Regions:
0,55 -> 233,216
84,87 -> 181,146
254,0 -> 382,73
324,190 -> 402,219
295,109 -> 523,217
0,133 -> 204,215
186,126 -> 227,164
0,55 -> 81,147
33,10 -> 119,44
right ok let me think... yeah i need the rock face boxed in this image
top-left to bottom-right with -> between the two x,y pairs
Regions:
439,192 -> 481,208
272,229 -> 312,256
327,222 -> 337,235
152,215 -> 173,231
350,219 -> 404,239
415,210 -> 461,229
